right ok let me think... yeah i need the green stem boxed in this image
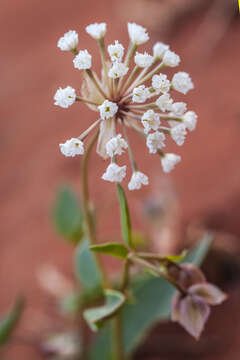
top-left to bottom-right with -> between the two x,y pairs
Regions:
129,254 -> 186,295
112,314 -> 124,360
81,131 -> 108,287
120,259 -> 130,292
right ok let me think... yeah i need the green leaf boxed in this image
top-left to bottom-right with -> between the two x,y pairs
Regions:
90,233 -> 213,359
52,185 -> 83,244
74,239 -> 102,293
90,243 -> 128,259
0,297 -> 25,347
116,184 -> 132,248
84,289 -> 126,332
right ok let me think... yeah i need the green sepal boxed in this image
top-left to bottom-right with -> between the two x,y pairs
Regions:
116,184 -> 132,248
84,289 -> 126,332
90,243 -> 128,259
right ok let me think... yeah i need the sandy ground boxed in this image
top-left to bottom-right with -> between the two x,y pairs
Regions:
0,0 -> 239,358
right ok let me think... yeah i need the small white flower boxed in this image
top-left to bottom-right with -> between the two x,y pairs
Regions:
146,131 -> 166,153
86,23 -> 106,40
57,30 -> 78,51
59,138 -> 84,157
108,62 -> 129,79
132,85 -> 150,103
134,52 -> 154,68
128,23 -> 149,45
108,40 -> 124,62
171,123 -> 187,146
54,86 -> 76,108
156,94 -> 173,112
102,163 -> 126,183
73,50 -> 92,70
168,120 -> 181,128
161,153 -> 181,173
141,110 -> 160,134
163,50 -> 180,67
98,100 -> 118,120
172,72 -> 194,94
106,134 -> 128,157
172,102 -> 187,117
153,42 -> 169,59
183,111 -> 198,131
152,74 -> 170,93
128,171 -> 149,190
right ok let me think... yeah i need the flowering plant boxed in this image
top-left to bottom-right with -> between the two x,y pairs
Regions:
52,22 -> 226,360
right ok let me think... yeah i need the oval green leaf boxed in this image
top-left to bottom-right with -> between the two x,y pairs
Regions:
74,238 -> 102,293
52,185 -> 83,244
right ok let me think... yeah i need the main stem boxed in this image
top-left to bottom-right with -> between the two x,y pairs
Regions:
81,131 -> 125,360
81,131 -> 108,287
112,315 -> 124,360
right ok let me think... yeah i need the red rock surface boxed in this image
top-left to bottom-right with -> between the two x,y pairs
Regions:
0,0 -> 239,358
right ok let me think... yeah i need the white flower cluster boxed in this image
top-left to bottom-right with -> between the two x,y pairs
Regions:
54,22 -> 197,190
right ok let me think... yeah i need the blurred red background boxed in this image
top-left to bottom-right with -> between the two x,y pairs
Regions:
0,0 -> 239,358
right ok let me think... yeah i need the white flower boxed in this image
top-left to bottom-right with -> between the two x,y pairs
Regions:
156,94 -> 173,112
128,171 -> 149,190
106,134 -> 128,157
73,50 -> 92,70
102,163 -> 126,182
134,52 -> 154,68
171,124 -> 187,146
59,138 -> 84,157
168,120 -> 181,128
108,40 -> 124,62
86,23 -> 106,40
141,110 -> 160,134
98,100 -> 118,120
108,62 -> 129,79
153,42 -> 169,59
152,74 -> 170,94
128,23 -> 149,45
172,102 -> 187,117
146,131 -> 166,153
57,30 -> 78,51
54,86 -> 76,108
163,50 -> 180,67
172,72 -> 194,94
132,85 -> 150,103
183,111 -> 198,131
161,153 -> 181,173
